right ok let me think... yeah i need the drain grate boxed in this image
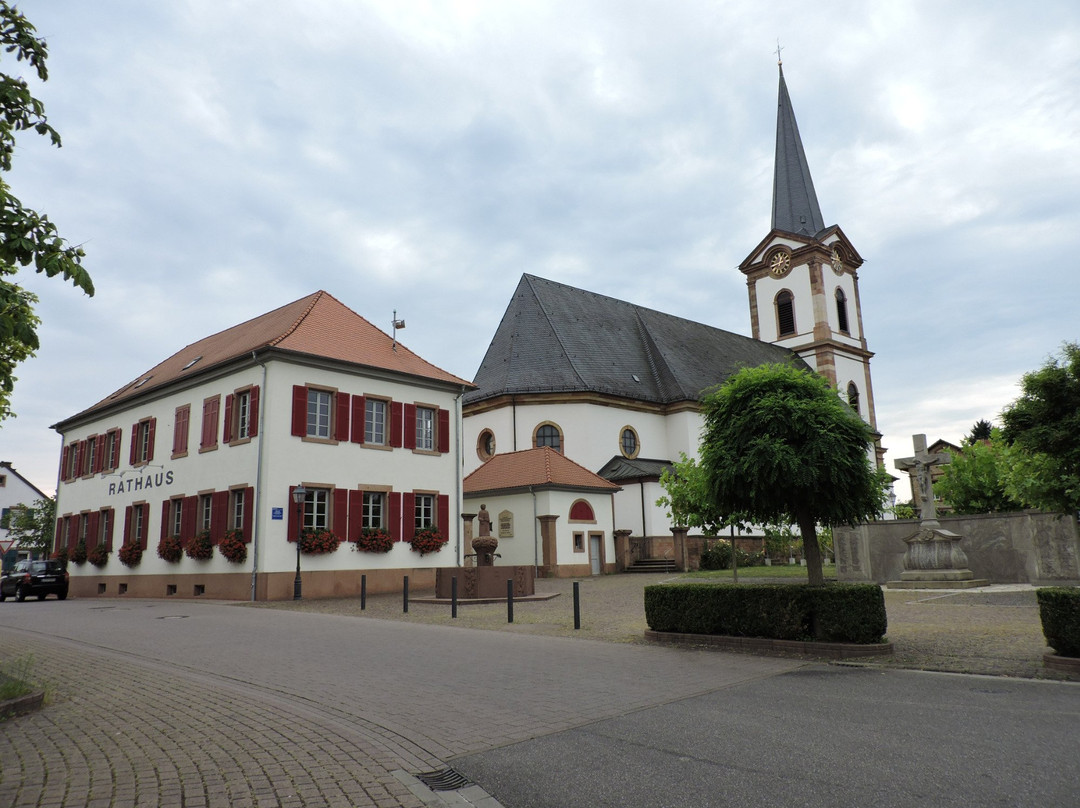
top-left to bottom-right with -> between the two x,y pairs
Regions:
414,767 -> 473,791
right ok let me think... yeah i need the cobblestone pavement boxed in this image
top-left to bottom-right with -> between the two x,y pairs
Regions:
0,591 -> 802,808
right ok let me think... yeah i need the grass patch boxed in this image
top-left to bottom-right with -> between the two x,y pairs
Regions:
0,655 -> 36,701
680,564 -> 838,581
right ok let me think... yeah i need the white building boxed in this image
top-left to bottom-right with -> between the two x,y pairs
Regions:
463,65 -> 881,550
52,291 -> 473,600
1,461 -> 50,566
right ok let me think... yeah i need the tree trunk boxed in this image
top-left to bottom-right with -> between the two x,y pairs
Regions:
797,511 -> 825,587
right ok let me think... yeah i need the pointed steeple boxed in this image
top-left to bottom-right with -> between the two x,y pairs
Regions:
772,64 -> 825,236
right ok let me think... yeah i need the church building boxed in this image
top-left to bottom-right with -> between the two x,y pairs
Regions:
462,64 -> 880,563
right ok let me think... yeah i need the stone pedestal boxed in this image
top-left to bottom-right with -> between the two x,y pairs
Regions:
671,526 -> 690,572
887,523 -> 989,589
613,529 -> 633,572
435,566 -> 535,598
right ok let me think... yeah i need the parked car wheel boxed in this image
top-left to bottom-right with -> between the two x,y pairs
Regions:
0,589 -> 6,602
57,591 -> 67,601
16,584 -> 27,602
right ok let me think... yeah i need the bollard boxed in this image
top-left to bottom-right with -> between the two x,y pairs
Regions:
403,575 -> 409,613
451,576 -> 458,619
360,574 -> 366,610
573,581 -> 581,630
507,579 -> 514,624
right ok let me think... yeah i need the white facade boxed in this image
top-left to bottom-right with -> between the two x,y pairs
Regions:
54,352 -> 468,599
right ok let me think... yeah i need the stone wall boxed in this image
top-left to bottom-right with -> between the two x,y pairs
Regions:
834,511 -> 1080,585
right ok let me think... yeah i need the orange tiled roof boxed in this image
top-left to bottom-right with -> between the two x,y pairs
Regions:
71,291 -> 472,420
464,447 -> 620,495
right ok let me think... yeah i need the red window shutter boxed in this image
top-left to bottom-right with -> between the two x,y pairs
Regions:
389,492 -> 402,541
129,424 -> 139,464
223,394 -> 234,443
182,495 -> 198,541
124,505 -> 133,545
334,392 -> 350,441
147,419 -> 157,462
102,509 -> 114,550
94,434 -> 106,472
287,486 -> 298,541
438,408 -> 450,454
291,386 -> 308,437
67,516 -> 77,546
348,489 -> 363,542
201,398 -> 219,448
351,396 -> 365,444
242,487 -> 254,541
403,404 -> 417,450
59,445 -> 69,482
161,500 -> 171,540
403,493 -> 416,542
211,491 -> 229,541
87,512 -> 100,551
249,386 -> 260,438
333,488 -> 348,537
390,401 -> 403,448
437,494 -> 449,534
140,504 -> 151,549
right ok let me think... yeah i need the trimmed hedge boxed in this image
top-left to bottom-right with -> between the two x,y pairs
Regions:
644,583 -> 887,644
1037,587 -> 1080,658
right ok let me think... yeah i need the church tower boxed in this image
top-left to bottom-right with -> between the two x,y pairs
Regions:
739,61 -> 883,465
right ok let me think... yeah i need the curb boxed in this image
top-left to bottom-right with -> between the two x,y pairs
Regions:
1043,653 -> 1080,675
644,629 -> 893,658
0,689 -> 45,720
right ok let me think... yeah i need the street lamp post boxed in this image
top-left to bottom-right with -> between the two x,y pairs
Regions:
292,484 -> 306,601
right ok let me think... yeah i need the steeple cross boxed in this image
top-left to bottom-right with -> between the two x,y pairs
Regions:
774,39 -> 784,66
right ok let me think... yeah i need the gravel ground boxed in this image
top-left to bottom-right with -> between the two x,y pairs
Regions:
245,573 -> 1077,681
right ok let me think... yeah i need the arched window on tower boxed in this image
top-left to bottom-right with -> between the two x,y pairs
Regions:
847,382 -> 860,415
835,288 -> 850,334
776,290 -> 796,337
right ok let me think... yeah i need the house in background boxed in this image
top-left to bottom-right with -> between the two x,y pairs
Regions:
52,291 -> 473,600
0,461 -> 50,567
463,447 -> 620,577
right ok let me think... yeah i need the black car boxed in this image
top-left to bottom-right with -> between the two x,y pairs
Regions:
0,559 -> 69,601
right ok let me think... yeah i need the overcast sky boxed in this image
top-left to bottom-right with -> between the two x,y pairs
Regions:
3,0 -> 1079,497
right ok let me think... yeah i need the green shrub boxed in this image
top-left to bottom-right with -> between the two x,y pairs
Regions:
699,542 -> 764,570
644,582 -> 887,644
1037,587 -> 1080,657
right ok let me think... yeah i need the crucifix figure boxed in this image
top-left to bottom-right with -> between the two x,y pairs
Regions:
894,434 -> 951,525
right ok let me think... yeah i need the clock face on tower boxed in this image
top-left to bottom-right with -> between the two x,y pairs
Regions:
769,252 -> 790,277
830,248 -> 844,275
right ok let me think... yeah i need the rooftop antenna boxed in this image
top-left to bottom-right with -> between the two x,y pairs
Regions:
391,310 -> 406,351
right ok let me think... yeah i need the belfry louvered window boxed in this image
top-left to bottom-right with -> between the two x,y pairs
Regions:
836,288 -> 850,333
776,291 -> 796,337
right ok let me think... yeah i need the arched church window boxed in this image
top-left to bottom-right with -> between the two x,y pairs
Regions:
534,422 -> 563,453
835,288 -> 850,334
569,499 -> 595,522
620,426 -> 639,459
847,382 -> 860,415
776,291 -> 796,337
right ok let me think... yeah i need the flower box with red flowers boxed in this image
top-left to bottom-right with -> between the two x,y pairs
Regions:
410,527 -> 447,557
353,528 -> 394,554
218,529 -> 247,564
299,528 -> 341,555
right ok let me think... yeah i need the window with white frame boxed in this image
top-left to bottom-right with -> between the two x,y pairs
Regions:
230,489 -> 245,531
235,389 -> 252,439
307,389 -> 332,439
365,398 -> 387,444
416,406 -> 435,451
362,492 -> 385,530
414,493 -> 435,530
303,488 -> 330,530
171,499 -> 183,536
200,494 -> 213,533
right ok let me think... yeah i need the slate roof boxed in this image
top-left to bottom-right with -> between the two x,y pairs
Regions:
464,447 -> 621,496
772,65 -> 827,237
465,274 -> 805,406
60,291 -> 472,426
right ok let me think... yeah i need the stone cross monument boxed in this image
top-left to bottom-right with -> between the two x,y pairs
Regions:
888,434 -> 986,589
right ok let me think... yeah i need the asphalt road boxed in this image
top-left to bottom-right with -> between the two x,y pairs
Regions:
1,598 -> 1077,807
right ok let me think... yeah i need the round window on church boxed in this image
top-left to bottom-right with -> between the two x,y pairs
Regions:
477,429 -> 496,462
620,426 -> 639,459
